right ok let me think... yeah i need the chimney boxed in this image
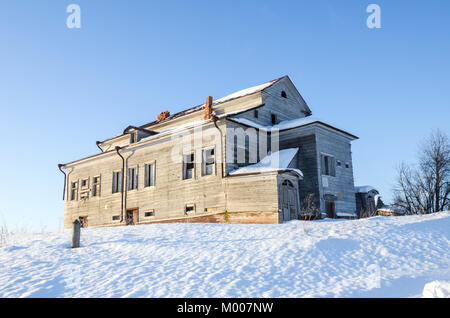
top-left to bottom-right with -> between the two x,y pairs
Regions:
204,96 -> 213,120
157,110 -> 170,122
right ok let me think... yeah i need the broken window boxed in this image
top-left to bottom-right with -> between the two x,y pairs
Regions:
202,148 -> 215,176
321,154 -> 336,177
144,211 -> 155,217
92,176 -> 101,197
183,153 -> 195,180
70,181 -> 78,201
144,163 -> 155,187
112,171 -> 122,193
128,167 -> 138,190
185,204 -> 195,215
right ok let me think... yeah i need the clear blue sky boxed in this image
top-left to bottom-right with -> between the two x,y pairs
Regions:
1,1 -> 449,231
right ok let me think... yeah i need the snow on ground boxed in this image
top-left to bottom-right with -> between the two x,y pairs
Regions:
0,212 -> 449,298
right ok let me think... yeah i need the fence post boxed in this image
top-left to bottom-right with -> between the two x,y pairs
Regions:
72,219 -> 81,248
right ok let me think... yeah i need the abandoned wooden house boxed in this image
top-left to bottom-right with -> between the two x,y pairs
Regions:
59,76 -> 359,228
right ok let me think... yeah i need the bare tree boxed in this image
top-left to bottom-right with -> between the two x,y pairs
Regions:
394,130 -> 450,214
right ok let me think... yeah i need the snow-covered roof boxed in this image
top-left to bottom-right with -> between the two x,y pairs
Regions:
230,116 -> 357,139
229,148 -> 303,177
213,78 -> 281,104
355,185 -> 379,194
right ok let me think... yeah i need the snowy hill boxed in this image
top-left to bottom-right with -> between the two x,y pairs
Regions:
0,212 -> 449,298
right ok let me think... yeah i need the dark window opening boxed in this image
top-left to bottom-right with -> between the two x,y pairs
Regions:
183,153 -> 195,180
112,215 -> 120,221
254,109 -> 259,118
92,176 -> 100,197
144,163 -> 155,187
321,154 -> 336,177
271,114 -> 277,125
144,211 -> 155,217
185,205 -> 195,214
281,91 -> 287,98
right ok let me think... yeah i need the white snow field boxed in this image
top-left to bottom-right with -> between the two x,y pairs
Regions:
0,212 -> 449,298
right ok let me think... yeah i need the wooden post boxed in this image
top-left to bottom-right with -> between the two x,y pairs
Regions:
72,219 -> 81,248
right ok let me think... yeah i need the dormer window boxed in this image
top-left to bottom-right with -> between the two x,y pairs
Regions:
281,91 -> 287,98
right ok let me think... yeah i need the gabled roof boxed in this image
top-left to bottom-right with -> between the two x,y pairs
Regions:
137,76 -> 286,130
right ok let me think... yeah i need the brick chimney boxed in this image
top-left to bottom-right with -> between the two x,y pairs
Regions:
157,110 -> 170,122
204,96 -> 213,120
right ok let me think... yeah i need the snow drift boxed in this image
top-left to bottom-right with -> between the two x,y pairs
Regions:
0,212 -> 449,298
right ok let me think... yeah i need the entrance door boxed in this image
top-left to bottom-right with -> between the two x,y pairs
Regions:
281,180 -> 298,222
126,208 -> 139,225
79,216 -> 88,228
325,201 -> 336,218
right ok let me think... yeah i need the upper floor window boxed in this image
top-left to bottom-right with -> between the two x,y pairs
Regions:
281,91 -> 287,98
321,154 -> 336,177
128,167 -> 138,190
92,176 -> 101,197
112,171 -> 122,193
182,153 -> 195,180
144,163 -> 155,187
253,109 -> 259,118
202,148 -> 215,176
70,181 -> 78,201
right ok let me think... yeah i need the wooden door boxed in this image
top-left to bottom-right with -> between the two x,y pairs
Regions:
126,208 -> 138,225
326,201 -> 336,218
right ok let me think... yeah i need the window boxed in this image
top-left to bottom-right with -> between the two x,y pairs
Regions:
130,132 -> 137,144
81,178 -> 88,188
182,153 -> 195,180
202,148 -> 215,176
345,162 -> 350,169
185,204 -> 195,215
281,91 -> 287,98
112,171 -> 122,193
254,109 -> 259,118
144,211 -> 155,218
337,161 -> 342,167
321,154 -> 336,177
128,167 -> 138,190
144,163 -> 155,187
271,113 -> 277,125
112,215 -> 120,221
70,181 -> 78,201
92,176 -> 101,197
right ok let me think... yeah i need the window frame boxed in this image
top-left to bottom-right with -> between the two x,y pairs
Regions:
92,175 -> 101,197
70,180 -> 79,201
112,170 -> 122,194
182,153 -> 195,180
321,153 -> 336,177
144,210 -> 155,218
202,147 -> 216,176
127,166 -> 138,191
144,161 -> 156,188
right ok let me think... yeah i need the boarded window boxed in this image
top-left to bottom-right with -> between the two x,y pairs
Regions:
183,153 -> 195,180
128,167 -> 138,190
112,171 -> 122,193
92,176 -> 101,197
202,148 -> 215,176
70,181 -> 78,201
321,154 -> 336,177
144,163 -> 155,187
